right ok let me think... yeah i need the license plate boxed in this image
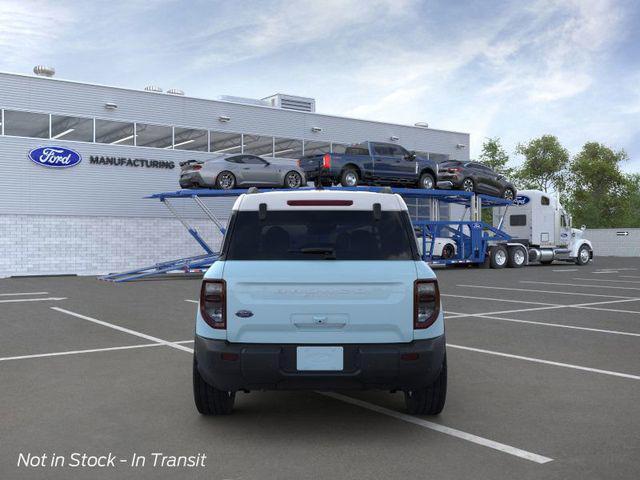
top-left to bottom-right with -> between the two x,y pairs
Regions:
296,346 -> 343,371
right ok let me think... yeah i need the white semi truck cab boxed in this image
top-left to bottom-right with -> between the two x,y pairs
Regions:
495,189 -> 593,266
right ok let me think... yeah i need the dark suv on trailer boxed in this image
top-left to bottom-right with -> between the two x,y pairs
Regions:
437,161 -> 516,199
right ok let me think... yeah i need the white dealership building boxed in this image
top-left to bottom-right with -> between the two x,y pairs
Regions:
0,69 -> 470,277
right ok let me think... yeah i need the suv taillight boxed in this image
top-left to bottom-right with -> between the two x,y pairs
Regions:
200,280 -> 226,329
322,153 -> 331,169
414,279 -> 440,329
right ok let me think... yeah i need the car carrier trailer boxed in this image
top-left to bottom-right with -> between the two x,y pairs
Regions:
100,185 -> 593,282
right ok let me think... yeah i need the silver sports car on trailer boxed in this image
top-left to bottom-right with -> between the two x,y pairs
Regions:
179,154 -> 306,190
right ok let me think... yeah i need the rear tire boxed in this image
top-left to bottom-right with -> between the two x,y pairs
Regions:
507,246 -> 526,268
216,171 -> 236,190
193,358 -> 235,415
340,168 -> 359,187
490,245 -> 508,269
419,172 -> 435,190
405,355 -> 447,415
462,178 -> 475,192
441,243 -> 455,259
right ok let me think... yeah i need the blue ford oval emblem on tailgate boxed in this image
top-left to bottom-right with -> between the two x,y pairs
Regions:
236,310 -> 254,318
28,146 -> 82,168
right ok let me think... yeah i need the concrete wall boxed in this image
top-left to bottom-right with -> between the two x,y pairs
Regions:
584,228 -> 640,257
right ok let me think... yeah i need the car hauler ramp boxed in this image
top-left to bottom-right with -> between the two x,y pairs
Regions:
100,186 -> 513,282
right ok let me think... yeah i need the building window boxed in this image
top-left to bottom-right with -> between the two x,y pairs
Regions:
273,138 -> 303,158
210,131 -> 242,154
51,115 -> 93,142
135,123 -> 172,149
331,143 -> 348,154
173,127 -> 208,151
3,110 -> 49,138
95,119 -> 135,145
243,135 -> 274,156
303,140 -> 331,156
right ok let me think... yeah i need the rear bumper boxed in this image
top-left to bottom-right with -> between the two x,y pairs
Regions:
179,172 -> 206,188
194,335 -> 446,391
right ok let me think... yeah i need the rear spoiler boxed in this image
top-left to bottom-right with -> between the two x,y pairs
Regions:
179,159 -> 203,167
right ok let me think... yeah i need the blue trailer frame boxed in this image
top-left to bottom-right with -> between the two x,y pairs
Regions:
101,186 -> 512,281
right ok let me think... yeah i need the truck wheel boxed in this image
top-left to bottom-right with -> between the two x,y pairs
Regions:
507,246 -> 526,268
419,172 -> 435,190
193,358 -> 235,415
340,168 -> 359,187
575,245 -> 591,265
490,245 -> 508,269
405,354 -> 447,415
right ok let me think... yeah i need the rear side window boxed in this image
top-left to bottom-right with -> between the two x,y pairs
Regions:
510,215 -> 527,226
541,196 -> 550,206
223,210 -> 418,260
345,147 -> 369,156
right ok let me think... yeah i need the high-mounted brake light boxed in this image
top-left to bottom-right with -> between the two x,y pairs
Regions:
200,280 -> 226,329
322,153 -> 331,169
192,165 -> 202,170
414,279 -> 440,329
287,200 -> 353,206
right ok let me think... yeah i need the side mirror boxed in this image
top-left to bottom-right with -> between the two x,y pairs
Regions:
405,151 -> 416,161
581,225 -> 586,231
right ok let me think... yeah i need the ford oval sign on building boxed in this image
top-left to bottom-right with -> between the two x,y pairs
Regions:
28,146 -> 82,168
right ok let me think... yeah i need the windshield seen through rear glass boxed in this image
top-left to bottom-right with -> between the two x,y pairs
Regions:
223,210 -> 418,260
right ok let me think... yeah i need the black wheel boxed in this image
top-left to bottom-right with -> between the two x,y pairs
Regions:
193,358 -> 235,415
502,188 -> 515,201
576,245 -> 591,265
216,171 -> 236,190
441,243 -> 455,259
507,246 -> 526,268
340,168 -> 359,187
490,245 -> 508,269
405,354 -> 447,415
419,172 -> 435,190
461,178 -> 475,192
284,171 -> 303,189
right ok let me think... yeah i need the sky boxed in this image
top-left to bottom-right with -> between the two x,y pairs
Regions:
1,0 -> 639,172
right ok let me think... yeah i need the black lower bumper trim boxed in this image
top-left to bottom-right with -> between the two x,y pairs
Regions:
194,336 -> 446,392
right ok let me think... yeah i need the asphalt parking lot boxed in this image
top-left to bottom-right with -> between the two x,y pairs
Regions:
1,257 -> 639,479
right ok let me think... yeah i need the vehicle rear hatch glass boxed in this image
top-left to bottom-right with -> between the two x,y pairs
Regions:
221,209 -> 419,343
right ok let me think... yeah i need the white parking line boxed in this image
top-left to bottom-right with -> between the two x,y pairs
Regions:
573,278 -> 640,284
442,294 -> 560,307
0,292 -> 49,296
51,307 -> 194,353
0,340 -> 195,363
185,299 -> 198,304
448,344 -> 640,380
621,275 -> 640,279
0,297 -> 67,304
456,284 -> 636,299
552,269 -> 578,272
521,281 -> 640,292
446,311 -> 640,337
321,392 -> 553,464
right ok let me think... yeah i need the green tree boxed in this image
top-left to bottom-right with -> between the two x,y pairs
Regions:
515,135 -> 569,192
566,142 -> 634,228
478,137 -> 514,177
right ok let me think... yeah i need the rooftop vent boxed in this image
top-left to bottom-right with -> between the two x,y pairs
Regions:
262,94 -> 316,112
167,88 -> 185,96
144,85 -> 163,93
33,65 -> 55,77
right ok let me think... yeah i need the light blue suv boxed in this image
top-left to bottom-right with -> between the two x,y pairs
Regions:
193,189 -> 446,415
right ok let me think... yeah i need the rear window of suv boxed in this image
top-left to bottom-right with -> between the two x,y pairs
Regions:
222,210 -> 418,261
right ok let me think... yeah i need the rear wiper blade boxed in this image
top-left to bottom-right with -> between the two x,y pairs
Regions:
294,247 -> 337,259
